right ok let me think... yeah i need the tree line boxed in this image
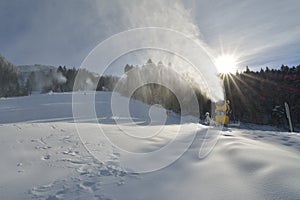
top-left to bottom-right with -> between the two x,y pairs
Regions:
0,55 -> 119,97
24,66 -> 119,94
224,65 -> 300,126
1,53 -> 299,127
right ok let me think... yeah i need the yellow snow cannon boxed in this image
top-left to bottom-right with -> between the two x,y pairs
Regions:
215,100 -> 230,125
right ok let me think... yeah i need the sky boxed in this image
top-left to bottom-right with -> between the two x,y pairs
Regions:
0,0 -> 300,71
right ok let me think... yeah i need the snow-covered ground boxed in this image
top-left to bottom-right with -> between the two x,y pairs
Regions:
0,92 -> 300,199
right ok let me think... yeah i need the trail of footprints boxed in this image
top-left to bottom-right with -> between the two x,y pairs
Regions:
28,124 -> 134,200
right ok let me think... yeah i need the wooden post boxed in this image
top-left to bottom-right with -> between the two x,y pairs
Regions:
284,102 -> 293,132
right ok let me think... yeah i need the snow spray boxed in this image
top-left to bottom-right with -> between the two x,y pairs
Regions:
73,1 -> 224,173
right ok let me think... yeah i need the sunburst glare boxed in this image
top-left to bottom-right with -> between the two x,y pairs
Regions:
214,54 -> 238,74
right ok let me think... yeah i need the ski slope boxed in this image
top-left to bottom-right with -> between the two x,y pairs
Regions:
0,92 -> 300,199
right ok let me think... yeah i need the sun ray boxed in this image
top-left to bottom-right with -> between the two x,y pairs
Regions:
222,73 -> 247,103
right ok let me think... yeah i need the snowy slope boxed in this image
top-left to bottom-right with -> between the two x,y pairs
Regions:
0,92 -> 300,199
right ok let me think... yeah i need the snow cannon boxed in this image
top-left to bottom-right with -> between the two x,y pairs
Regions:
214,100 -> 230,125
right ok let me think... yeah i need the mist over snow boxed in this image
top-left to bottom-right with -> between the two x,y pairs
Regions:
17,65 -> 67,92
116,61 -> 202,116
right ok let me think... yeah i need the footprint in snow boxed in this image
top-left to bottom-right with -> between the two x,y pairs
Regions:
281,136 -> 290,141
63,149 -> 79,156
17,139 -> 24,143
35,145 -> 52,150
41,154 -> 51,160
13,124 -> 22,130
17,162 -> 24,173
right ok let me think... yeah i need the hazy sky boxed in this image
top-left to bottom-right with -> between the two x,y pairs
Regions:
0,0 -> 299,71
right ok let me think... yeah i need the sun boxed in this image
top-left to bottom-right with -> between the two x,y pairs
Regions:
214,55 -> 238,74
